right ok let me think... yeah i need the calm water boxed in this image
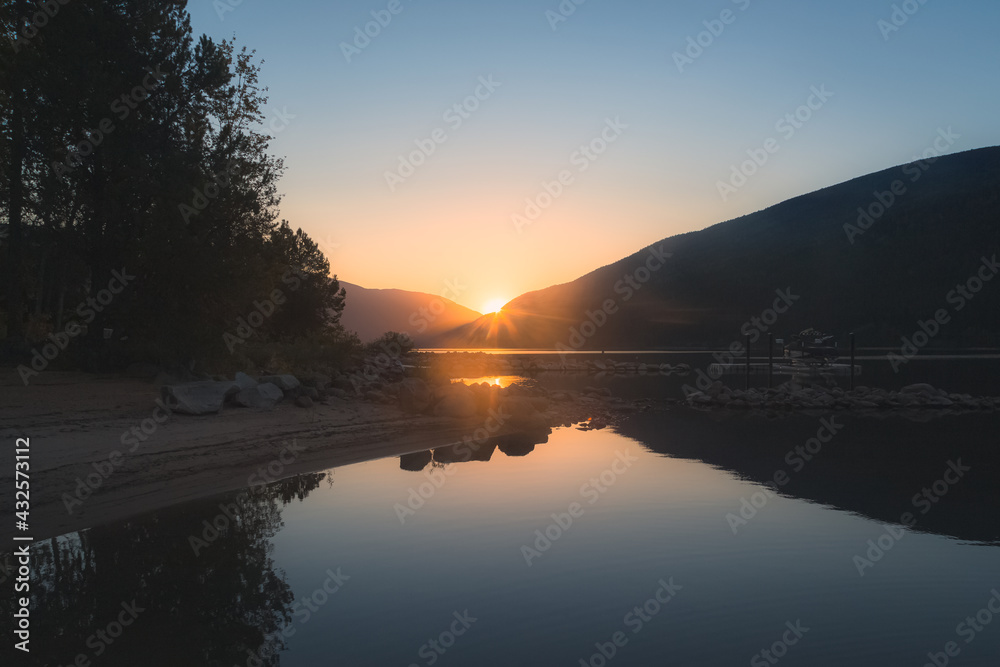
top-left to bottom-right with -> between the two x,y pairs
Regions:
8,403 -> 1000,666
443,352 -> 1000,396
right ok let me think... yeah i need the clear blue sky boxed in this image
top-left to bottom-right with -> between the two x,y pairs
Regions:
188,0 -> 1000,313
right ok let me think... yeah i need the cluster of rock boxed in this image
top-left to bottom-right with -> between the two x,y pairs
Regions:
160,372 -> 342,415
414,351 -> 691,377
684,382 -> 1000,412
414,379 -> 647,433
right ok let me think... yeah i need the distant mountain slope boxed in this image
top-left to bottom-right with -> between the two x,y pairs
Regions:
339,282 -> 481,345
433,146 -> 1000,349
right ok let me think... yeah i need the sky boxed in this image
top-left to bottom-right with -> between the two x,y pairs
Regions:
187,0 -> 1000,314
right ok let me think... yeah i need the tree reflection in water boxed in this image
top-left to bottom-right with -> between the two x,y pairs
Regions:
4,473 -> 325,667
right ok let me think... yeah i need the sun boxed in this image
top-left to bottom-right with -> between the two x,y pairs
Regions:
482,298 -> 507,315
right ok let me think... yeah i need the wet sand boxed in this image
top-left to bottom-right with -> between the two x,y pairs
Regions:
0,370 -> 498,543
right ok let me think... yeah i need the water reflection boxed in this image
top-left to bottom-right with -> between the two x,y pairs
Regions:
399,431 -> 554,471
5,473 -> 325,667
616,410 -> 1000,544
6,408 -> 999,666
395,410 -> 1000,546
453,375 -> 525,388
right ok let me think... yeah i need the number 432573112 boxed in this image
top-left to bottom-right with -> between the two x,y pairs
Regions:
15,437 -> 30,522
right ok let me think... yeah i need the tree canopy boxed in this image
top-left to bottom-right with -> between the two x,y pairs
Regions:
0,0 -> 348,370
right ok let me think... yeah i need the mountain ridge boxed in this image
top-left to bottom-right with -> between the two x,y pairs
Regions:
430,146 -> 1000,349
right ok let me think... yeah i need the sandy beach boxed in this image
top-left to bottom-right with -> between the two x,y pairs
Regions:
0,369 -> 514,543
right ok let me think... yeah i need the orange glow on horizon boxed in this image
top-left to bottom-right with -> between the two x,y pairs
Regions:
482,299 -> 508,315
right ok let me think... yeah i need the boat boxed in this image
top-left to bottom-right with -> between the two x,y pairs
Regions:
783,329 -> 839,365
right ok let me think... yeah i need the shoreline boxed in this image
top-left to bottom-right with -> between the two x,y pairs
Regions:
0,370 -> 549,544
3,364 -> 996,547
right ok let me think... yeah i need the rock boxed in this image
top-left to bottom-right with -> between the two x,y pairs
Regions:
365,390 -> 387,403
400,450 -> 432,471
259,374 -> 301,391
299,373 -> 332,390
530,397 -> 551,412
303,387 -> 320,400
433,385 -> 478,419
234,372 -> 258,390
500,397 -> 548,431
161,381 -> 240,415
330,388 -> 348,400
900,383 -> 936,395
398,378 -> 433,413
294,396 -> 315,408
233,383 -> 283,410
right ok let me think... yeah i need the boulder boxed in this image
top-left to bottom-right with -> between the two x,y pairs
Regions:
398,378 -> 433,413
233,382 -> 284,410
259,374 -> 301,391
400,450 -> 433,472
161,381 -> 240,415
500,397 -> 549,431
234,372 -> 258,390
433,385 -> 478,419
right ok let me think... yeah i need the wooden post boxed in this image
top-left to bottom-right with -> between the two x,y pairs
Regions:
768,333 -> 773,388
745,334 -> 751,390
850,333 -> 856,391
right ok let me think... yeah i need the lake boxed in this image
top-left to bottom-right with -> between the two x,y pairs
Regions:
12,381 -> 1000,666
